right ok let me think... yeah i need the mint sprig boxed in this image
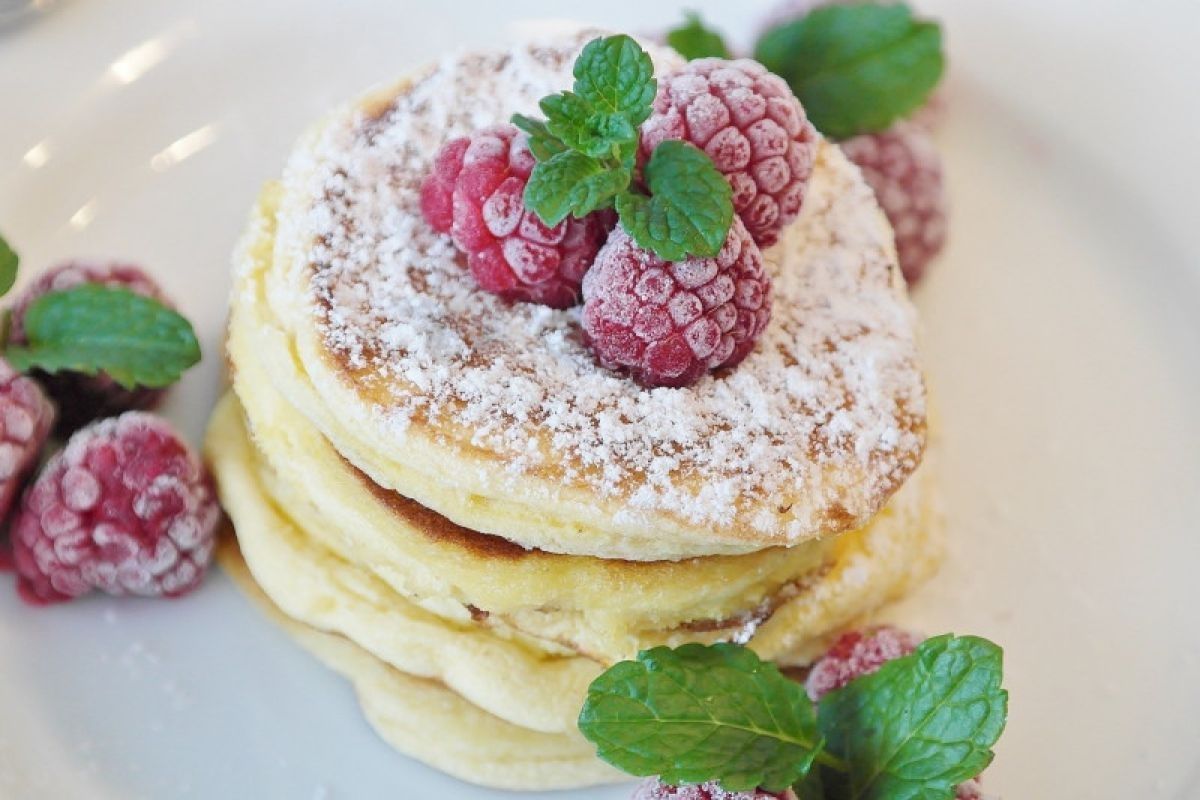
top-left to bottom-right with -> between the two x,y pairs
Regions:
817,635 -> 1007,799
579,636 -> 1007,799
512,35 -> 734,260
578,643 -> 831,792
616,141 -> 733,260
0,231 -> 18,297
667,11 -> 731,60
5,285 -> 201,389
754,3 -> 944,139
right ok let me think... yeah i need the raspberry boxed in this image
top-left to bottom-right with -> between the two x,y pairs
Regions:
838,121 -> 947,285
581,217 -> 770,388
805,626 -> 922,702
420,124 -> 614,308
632,778 -> 797,800
641,59 -> 817,248
8,262 -> 172,434
11,412 -> 220,605
0,360 -> 55,528
955,778 -> 985,799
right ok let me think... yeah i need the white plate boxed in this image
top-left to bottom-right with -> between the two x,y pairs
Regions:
2,1 -> 1198,797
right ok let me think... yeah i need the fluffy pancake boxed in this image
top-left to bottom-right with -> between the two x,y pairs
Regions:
205,392 -> 941,738
229,265 -> 849,660
217,540 -> 625,791
249,30 -> 927,561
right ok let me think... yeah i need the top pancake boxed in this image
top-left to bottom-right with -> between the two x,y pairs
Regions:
254,29 -> 927,560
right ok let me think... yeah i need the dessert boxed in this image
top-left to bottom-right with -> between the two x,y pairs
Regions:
205,25 -> 948,791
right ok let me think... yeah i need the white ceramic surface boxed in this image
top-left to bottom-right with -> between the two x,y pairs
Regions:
1,1 -> 1198,797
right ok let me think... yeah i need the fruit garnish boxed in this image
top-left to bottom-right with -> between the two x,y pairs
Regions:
666,12 -> 731,61
579,635 -> 1007,799
753,3 -> 944,140
839,123 -> 946,284
639,58 -> 817,247
513,34 -> 735,260
0,359 -> 54,525
420,125 -> 614,307
11,411 -> 219,604
582,216 -> 769,387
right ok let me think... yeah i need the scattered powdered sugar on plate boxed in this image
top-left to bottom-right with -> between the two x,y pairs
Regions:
291,31 -> 925,533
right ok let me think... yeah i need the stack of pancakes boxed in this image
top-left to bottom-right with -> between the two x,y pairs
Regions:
205,30 -> 939,791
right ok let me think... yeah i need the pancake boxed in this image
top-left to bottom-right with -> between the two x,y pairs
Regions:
247,29 -> 927,561
217,540 -> 625,791
205,392 -> 941,740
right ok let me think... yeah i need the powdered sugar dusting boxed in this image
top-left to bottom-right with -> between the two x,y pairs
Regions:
292,32 -> 925,535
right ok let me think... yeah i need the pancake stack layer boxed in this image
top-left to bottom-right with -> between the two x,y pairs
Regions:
205,30 -> 939,790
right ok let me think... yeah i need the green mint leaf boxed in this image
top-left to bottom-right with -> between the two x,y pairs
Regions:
666,11 -> 731,60
524,151 -> 627,226
754,3 -> 944,139
572,34 -> 657,127
5,285 -> 201,389
0,231 -> 18,298
511,114 -> 567,161
818,635 -> 1008,800
578,643 -> 823,793
615,140 -> 733,260
541,92 -> 624,159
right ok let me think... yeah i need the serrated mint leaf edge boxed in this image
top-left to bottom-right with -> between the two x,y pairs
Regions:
524,150 -> 610,226
819,634 -> 1007,800
0,231 -> 17,297
7,285 -> 201,389
615,140 -> 733,260
511,113 -> 567,161
572,35 -> 657,126
578,644 -> 825,792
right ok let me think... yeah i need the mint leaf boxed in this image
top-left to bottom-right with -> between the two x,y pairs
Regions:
541,92 -> 632,159
524,151 -> 627,226
572,34 -> 657,127
5,285 -> 201,388
512,114 -> 567,161
754,3 -> 944,139
616,140 -> 733,260
579,643 -> 824,793
666,11 -> 731,60
0,231 -> 17,297
818,635 -> 1008,800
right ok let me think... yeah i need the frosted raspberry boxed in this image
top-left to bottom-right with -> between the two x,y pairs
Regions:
632,778 -> 797,800
955,778 -> 985,799
11,412 -> 220,605
641,58 -> 817,248
581,218 -> 770,388
0,360 -> 55,527
805,626 -> 922,702
838,121 -> 947,285
8,262 -> 172,434
420,124 -> 613,308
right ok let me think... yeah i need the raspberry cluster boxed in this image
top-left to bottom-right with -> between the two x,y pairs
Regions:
421,54 -> 821,388
0,262 -> 218,605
